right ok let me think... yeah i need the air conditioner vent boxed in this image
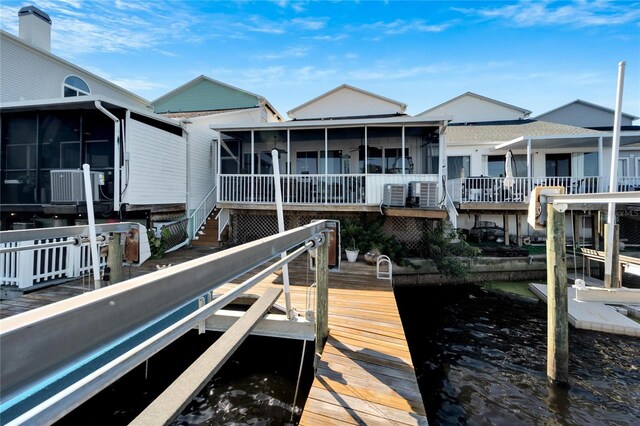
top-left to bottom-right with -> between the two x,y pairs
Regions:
382,184 -> 406,207
50,170 -> 104,204
409,181 -> 438,208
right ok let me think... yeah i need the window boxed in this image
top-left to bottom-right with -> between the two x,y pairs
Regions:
636,158 -> 640,177
63,76 -> 90,97
447,156 -> 470,180
546,153 -> 571,177
296,151 -> 318,174
618,158 -> 629,177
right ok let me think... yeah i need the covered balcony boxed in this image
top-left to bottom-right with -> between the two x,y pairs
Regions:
213,116 -> 449,213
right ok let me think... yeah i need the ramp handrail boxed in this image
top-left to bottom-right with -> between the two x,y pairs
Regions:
0,220 -> 332,424
188,184 -> 217,241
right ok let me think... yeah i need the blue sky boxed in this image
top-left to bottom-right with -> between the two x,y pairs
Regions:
2,0 -> 639,119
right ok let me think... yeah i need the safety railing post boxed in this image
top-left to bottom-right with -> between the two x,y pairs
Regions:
315,231 -> 329,368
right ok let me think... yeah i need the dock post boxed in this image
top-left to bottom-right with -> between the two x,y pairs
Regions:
315,231 -> 329,368
107,233 -> 123,284
546,203 -> 569,385
603,223 -> 620,288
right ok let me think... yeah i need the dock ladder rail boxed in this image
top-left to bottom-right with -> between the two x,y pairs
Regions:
0,221 -> 332,426
376,255 -> 392,282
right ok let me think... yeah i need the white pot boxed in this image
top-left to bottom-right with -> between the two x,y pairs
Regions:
345,249 -> 359,263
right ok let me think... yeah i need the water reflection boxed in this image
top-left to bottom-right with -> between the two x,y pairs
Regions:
395,284 -> 640,425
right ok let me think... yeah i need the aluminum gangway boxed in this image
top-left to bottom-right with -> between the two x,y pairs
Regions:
0,221 -> 332,425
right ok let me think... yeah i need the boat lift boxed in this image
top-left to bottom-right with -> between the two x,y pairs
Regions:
0,221 -> 332,425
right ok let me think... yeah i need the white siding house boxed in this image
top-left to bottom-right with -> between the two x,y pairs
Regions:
418,92 -> 531,124
287,84 -> 407,120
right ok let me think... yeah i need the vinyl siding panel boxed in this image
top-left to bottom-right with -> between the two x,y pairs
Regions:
291,87 -> 403,120
124,119 -> 186,205
186,124 -> 216,211
536,103 -> 635,128
0,32 -> 147,108
153,80 -> 259,113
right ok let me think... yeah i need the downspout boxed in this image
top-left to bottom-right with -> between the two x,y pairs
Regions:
438,123 -> 448,205
598,136 -> 604,192
94,101 -> 120,213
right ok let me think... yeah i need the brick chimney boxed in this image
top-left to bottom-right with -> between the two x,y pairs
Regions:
18,6 -> 52,52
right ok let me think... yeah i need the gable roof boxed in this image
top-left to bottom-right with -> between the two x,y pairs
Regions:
418,91 -> 531,118
287,84 -> 407,119
0,30 -> 150,106
535,99 -> 639,121
151,75 -> 283,120
446,119 -> 607,144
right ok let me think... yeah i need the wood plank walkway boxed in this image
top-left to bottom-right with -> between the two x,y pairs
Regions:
0,246 -> 427,425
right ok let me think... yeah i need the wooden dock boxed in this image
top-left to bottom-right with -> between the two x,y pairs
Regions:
0,247 -> 428,425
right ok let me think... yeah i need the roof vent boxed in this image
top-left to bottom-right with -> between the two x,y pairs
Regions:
18,5 -> 52,52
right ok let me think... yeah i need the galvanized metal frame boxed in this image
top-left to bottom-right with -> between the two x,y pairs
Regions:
0,221 -> 329,412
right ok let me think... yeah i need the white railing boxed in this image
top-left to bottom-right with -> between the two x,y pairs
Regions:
616,176 -> 640,192
188,185 -> 217,241
449,176 -> 602,204
219,173 -> 439,206
0,223 -> 145,290
216,208 -> 230,242
1,238 -> 107,289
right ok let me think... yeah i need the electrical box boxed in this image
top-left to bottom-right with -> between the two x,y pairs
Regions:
527,186 -> 565,230
382,184 -> 407,207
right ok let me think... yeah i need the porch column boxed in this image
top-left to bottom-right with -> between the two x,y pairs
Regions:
324,128 -> 328,202
598,136 -> 604,192
217,132 -> 221,201
438,127 -> 446,204
364,126 -> 368,174
251,130 -> 255,203
401,126 -> 405,175
527,138 -> 532,178
287,128 -> 291,202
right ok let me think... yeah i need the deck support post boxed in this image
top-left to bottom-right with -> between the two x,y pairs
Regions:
107,233 -> 123,285
546,203 -> 569,385
503,214 -> 510,246
603,223 -> 620,288
315,231 -> 329,368
516,214 -> 522,246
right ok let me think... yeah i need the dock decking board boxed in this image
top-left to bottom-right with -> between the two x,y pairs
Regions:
0,247 -> 427,425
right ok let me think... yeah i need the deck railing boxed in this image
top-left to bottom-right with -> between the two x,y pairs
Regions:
219,173 -> 439,206
0,223 -> 145,289
188,185 -> 217,241
448,176 -> 603,204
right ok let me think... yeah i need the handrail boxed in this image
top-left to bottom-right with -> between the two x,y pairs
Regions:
188,185 -> 217,240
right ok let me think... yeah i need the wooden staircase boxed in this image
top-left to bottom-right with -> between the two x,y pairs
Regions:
190,209 -> 220,247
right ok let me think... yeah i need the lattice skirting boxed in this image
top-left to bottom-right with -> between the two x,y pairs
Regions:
229,210 -> 436,251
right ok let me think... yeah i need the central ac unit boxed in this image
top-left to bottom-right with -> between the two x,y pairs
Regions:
409,181 -> 438,208
50,170 -> 104,204
382,184 -> 406,207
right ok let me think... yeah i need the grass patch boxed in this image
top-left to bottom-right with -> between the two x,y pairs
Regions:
481,281 -> 538,299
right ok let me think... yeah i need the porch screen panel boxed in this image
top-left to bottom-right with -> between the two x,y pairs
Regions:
1,112 -> 38,203
254,130 -> 287,174
366,127 -> 401,174
290,129 -> 325,174
327,127 -> 363,174
405,126 -> 439,174
220,131 -> 250,174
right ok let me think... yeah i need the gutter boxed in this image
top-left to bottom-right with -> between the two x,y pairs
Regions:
95,101 -> 121,212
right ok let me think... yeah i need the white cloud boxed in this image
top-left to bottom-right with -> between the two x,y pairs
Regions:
311,33 -> 348,41
362,18 -> 453,35
257,46 -> 310,60
454,0 -> 640,27
291,17 -> 328,30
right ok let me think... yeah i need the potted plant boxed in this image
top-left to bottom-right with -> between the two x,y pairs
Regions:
341,219 -> 362,262
345,237 -> 359,262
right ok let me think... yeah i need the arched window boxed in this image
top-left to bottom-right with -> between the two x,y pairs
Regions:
63,76 -> 90,97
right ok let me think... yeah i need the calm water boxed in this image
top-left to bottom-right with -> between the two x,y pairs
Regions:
395,284 -> 640,425
57,333 -> 314,425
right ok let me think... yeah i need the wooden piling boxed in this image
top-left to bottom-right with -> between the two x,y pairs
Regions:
315,232 -> 329,368
546,203 -> 569,385
107,233 -> 123,285
603,223 -> 620,288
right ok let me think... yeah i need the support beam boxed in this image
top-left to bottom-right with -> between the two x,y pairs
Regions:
130,287 -> 282,425
546,203 -> 569,385
516,214 -> 522,247
603,223 -> 620,288
107,233 -> 122,285
503,214 -> 510,246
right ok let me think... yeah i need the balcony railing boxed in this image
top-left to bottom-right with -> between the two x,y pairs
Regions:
448,176 -> 604,204
219,174 -> 439,206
